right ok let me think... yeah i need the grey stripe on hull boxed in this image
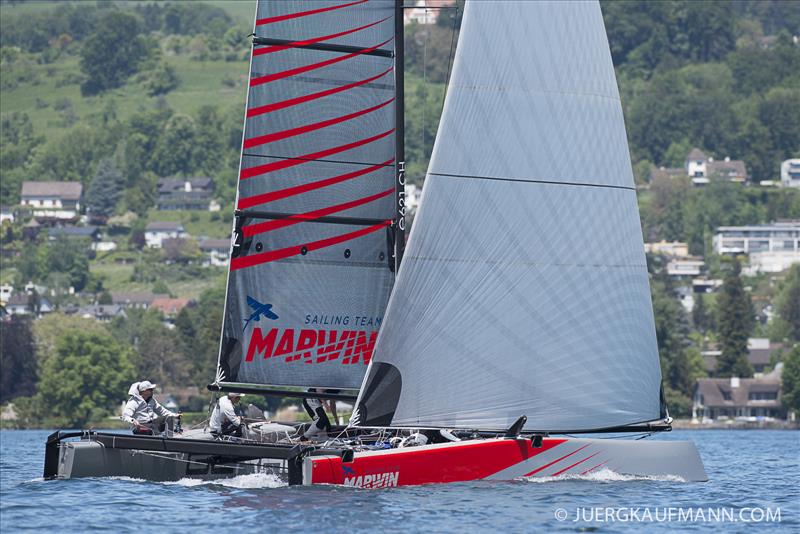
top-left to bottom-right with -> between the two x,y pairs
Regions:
485,438 -> 708,482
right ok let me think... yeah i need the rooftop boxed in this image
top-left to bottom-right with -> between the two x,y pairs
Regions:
145,221 -> 185,232
21,181 -> 82,200
199,238 -> 230,251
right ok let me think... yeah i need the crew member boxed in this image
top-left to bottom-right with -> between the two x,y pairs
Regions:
302,388 -> 339,439
210,392 -> 245,437
122,381 -> 180,435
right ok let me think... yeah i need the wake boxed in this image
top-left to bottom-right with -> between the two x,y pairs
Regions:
522,467 -> 686,484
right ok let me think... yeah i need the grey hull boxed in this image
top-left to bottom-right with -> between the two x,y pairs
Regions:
56,440 -> 280,482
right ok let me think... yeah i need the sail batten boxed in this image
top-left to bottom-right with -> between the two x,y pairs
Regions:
353,0 -> 662,432
215,0 -> 398,390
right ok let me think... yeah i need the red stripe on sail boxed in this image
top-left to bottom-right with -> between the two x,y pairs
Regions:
240,128 -> 394,180
256,0 -> 367,26
254,17 -> 390,56
247,67 -> 392,118
242,188 -> 394,236
523,444 -> 590,477
250,38 -> 392,86
551,451 -> 601,477
237,159 -> 393,210
230,220 -> 391,271
244,98 -> 394,149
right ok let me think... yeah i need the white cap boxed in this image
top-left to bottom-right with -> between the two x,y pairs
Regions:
138,381 -> 157,392
228,392 -> 244,398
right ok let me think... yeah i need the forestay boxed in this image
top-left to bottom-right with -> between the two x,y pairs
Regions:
216,0 -> 399,390
354,0 -> 663,431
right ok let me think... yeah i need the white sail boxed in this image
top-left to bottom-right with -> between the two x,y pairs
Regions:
353,0 -> 663,431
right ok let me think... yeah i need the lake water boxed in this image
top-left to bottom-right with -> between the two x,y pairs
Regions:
1,429 -> 798,532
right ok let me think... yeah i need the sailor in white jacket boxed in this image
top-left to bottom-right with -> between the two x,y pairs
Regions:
209,392 -> 244,437
122,381 -> 179,435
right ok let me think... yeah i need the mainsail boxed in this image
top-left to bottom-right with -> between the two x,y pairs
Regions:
216,0 -> 401,391
354,0 -> 664,431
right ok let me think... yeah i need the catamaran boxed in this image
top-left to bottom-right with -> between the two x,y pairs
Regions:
44,0 -> 707,485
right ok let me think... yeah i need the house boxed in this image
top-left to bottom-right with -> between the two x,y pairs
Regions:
0,206 -> 14,224
111,292 -> 167,310
199,238 -> 230,266
713,221 -> 800,255
20,181 -> 82,221
686,148 -> 747,185
745,250 -> 800,275
156,386 -> 202,411
692,278 -> 723,293
780,159 -> 800,188
156,178 -> 215,211
6,293 -> 53,317
151,297 -> 193,319
693,366 -> 785,421
0,284 -> 12,302
47,225 -> 100,242
666,257 -> 704,278
70,304 -> 127,322
702,339 -> 787,375
747,338 -> 784,374
645,241 -> 689,257
651,148 -> 747,186
145,221 -> 187,248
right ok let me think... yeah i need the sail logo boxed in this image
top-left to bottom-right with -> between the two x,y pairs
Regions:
245,327 -> 377,365
343,471 -> 399,489
243,296 -> 278,332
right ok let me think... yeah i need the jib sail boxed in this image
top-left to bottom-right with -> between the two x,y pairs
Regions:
353,0 -> 664,431
215,0 -> 400,391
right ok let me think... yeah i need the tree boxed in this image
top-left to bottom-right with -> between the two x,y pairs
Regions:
716,260 -> 755,377
162,237 -> 201,263
44,236 -> 91,292
649,269 -> 705,415
141,61 -> 180,96
0,316 -> 38,403
33,313 -> 110,371
692,292 -> 710,333
151,114 -> 197,176
79,11 -> 150,95
37,331 -> 136,427
86,158 -> 124,220
781,346 -> 800,415
113,309 -> 190,386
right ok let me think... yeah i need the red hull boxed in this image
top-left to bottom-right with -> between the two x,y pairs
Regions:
305,437 -> 708,487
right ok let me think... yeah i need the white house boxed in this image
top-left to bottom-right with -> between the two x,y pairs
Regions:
713,221 -> 800,255
645,241 -> 689,257
199,238 -> 230,267
685,148 -> 747,186
144,221 -> 187,248
6,293 -> 53,317
0,206 -> 14,224
0,284 -> 12,302
20,181 -> 82,221
666,258 -> 704,278
780,159 -> 800,188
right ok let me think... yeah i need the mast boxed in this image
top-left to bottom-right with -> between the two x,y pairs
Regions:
394,0 -> 406,272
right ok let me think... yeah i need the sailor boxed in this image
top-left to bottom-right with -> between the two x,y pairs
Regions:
122,381 -> 180,435
209,392 -> 245,437
302,388 -> 339,439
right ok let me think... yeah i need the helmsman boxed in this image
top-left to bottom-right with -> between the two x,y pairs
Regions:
122,381 -> 180,435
